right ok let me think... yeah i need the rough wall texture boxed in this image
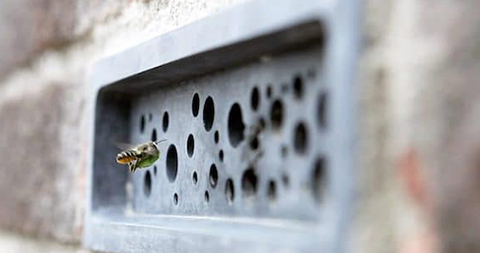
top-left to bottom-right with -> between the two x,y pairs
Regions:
0,0 -> 245,250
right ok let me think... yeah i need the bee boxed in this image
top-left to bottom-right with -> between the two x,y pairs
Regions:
116,140 -> 166,173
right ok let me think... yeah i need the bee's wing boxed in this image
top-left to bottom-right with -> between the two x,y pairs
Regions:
113,141 -> 136,151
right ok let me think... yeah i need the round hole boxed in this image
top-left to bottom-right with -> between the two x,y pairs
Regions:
151,128 -> 157,142
251,87 -> 260,111
317,92 -> 327,129
225,178 -> 235,205
266,85 -> 273,98
267,180 -> 277,203
162,112 -> 169,132
140,115 -> 145,133
250,137 -> 259,150
270,99 -> 284,130
192,171 -> 198,185
204,191 -> 210,203
144,171 -> 152,197
187,134 -> 194,157
219,150 -> 224,162
203,96 -> 215,131
241,168 -> 258,201
173,193 -> 179,205
192,93 -> 200,117
209,164 -> 218,188
214,131 -> 219,144
294,122 -> 309,155
227,103 -> 245,148
153,166 -> 157,176
293,75 -> 303,99
313,157 -> 327,203
166,145 -> 178,182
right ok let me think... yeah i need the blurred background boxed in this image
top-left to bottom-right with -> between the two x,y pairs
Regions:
1,0 -> 479,252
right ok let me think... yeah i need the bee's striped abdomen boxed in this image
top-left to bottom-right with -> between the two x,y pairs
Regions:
116,150 -> 139,164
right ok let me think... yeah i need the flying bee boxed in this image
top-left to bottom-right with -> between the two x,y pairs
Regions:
116,139 -> 166,173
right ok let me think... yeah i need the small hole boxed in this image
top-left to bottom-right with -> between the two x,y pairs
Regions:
219,150 -> 224,162
192,93 -> 200,117
241,168 -> 258,201
251,87 -> 260,111
148,113 -> 153,122
214,131 -> 219,144
153,166 -> 157,176
225,178 -> 235,205
294,122 -> 309,155
173,193 -> 179,205
166,145 -> 178,182
317,92 -> 328,129
259,117 -> 266,130
192,171 -> 198,185
250,137 -> 259,150
162,112 -> 169,132
187,134 -> 194,157
270,100 -> 284,130
151,129 -> 157,142
267,180 -> 277,203
266,85 -> 273,98
140,115 -> 145,133
281,145 -> 288,157
209,164 -> 218,188
313,157 -> 327,203
282,173 -> 290,188
204,191 -> 210,203
293,75 -> 304,99
227,103 -> 245,148
144,171 -> 152,197
203,96 -> 215,131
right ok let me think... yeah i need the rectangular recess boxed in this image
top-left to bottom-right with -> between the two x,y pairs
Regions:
85,0 -> 359,252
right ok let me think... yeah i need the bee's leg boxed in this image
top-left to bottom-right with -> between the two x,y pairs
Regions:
128,160 -> 137,173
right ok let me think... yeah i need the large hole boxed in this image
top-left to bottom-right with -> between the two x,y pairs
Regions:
270,99 -> 284,130
293,75 -> 304,99
294,122 -> 309,155
227,103 -> 245,148
313,157 -> 327,203
225,178 -> 235,205
166,145 -> 178,182
203,96 -> 215,131
317,92 -> 327,129
140,115 -> 145,133
267,180 -> 277,204
144,171 -> 152,197
187,134 -> 194,157
251,87 -> 260,111
209,164 -> 218,188
241,168 -> 258,200
162,112 -> 169,132
192,93 -> 200,117
151,128 -> 157,142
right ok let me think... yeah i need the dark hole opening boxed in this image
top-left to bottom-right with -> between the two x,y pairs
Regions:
227,103 -> 245,148
173,193 -> 179,205
293,75 -> 304,99
192,93 -> 200,117
267,180 -> 277,203
204,191 -> 210,203
250,137 -> 259,150
225,178 -> 234,205
153,166 -> 157,176
270,99 -> 284,130
251,87 -> 260,111
209,164 -> 218,188
144,171 -> 152,197
162,111 -> 169,132
187,134 -> 194,157
166,145 -> 178,182
203,96 -> 215,131
140,115 -> 145,133
241,168 -> 258,200
214,131 -> 219,144
151,128 -> 157,142
313,157 -> 327,203
219,150 -> 224,162
266,85 -> 273,98
294,122 -> 309,155
192,171 -> 198,185
317,92 -> 328,129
